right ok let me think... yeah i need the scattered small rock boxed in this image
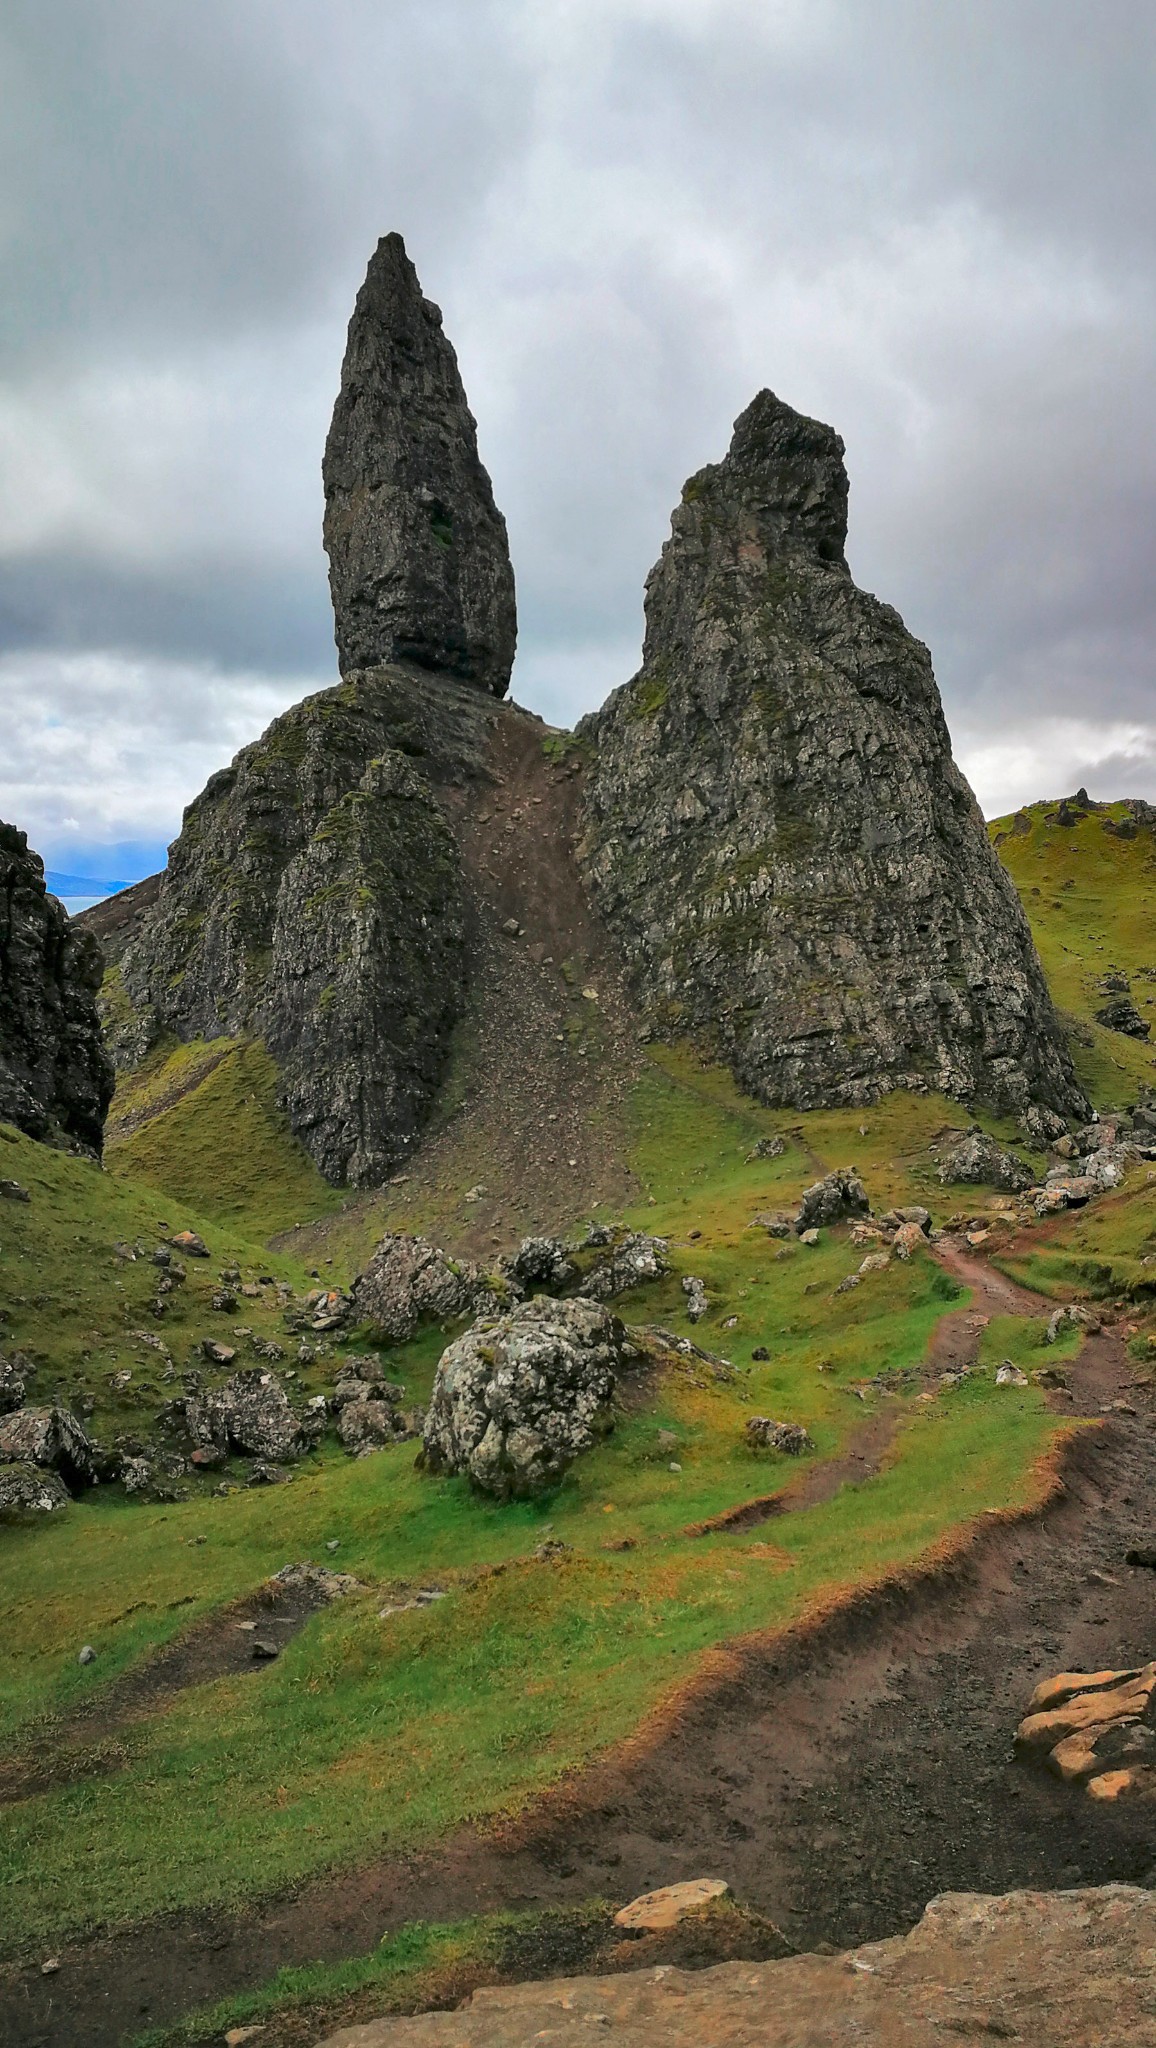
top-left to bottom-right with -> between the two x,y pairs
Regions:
745,1417 -> 814,1454
170,1230 -> 210,1258
77,1644 -> 96,1666
681,1275 -> 709,1322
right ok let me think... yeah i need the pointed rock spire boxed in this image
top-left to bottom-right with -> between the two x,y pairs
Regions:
322,232 -> 517,696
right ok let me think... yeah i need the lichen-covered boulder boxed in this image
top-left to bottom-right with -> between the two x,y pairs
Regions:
0,821 -> 113,1156
745,1417 -> 814,1455
0,1462 -> 71,1515
938,1131 -> 1034,1194
349,1232 -> 486,1344
0,1405 -> 99,1490
422,1297 -> 628,1499
505,1236 -> 577,1292
337,1396 -> 410,1455
583,1231 -> 670,1298
185,1369 -> 304,1463
576,392 -> 1087,1126
795,1169 -> 870,1233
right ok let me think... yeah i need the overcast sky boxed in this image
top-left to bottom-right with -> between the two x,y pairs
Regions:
1,0 -> 1153,889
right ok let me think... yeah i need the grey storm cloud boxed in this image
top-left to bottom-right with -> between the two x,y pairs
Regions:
0,0 -> 1154,866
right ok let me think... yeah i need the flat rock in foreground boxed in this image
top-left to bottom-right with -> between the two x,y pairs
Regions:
317,1886 -> 1156,2046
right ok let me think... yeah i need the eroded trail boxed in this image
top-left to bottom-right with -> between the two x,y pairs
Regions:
5,1257 -> 1156,2048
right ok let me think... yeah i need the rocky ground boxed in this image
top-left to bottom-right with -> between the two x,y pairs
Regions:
6,1242 -> 1156,2047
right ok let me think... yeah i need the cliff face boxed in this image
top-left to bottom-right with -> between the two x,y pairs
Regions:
577,391 -> 1087,1121
323,232 -> 517,695
0,822 -> 113,1156
116,670 -> 491,1187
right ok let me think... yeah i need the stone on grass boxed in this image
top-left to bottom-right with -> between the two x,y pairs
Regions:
745,1417 -> 814,1455
795,1169 -> 870,1233
505,1236 -> 576,1291
681,1275 -> 709,1322
746,1134 -> 785,1161
170,1230 -> 210,1258
584,1231 -> 669,1298
892,1221 -> 928,1259
348,1232 -> 483,1344
185,1369 -> 304,1463
422,1297 -> 628,1500
78,1645 -> 96,1666
996,1363 -> 1028,1387
337,1398 -> 410,1455
938,1131 -> 1033,1194
0,1462 -> 70,1516
0,1405 -> 99,1489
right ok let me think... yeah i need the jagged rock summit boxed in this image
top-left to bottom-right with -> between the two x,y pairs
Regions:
0,822 -> 113,1156
578,390 -> 1088,1122
323,231 -> 517,694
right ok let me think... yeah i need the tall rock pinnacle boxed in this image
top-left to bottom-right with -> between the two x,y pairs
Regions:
322,232 -> 517,696
577,390 -> 1088,1122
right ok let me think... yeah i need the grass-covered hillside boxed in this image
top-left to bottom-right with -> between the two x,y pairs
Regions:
3,796 -> 1156,2041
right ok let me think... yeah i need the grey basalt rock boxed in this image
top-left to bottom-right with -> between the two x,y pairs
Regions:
0,1405 -> 100,1490
576,391 -> 1088,1125
0,821 -> 113,1156
938,1130 -> 1034,1194
583,1231 -> 670,1298
185,1369 -> 304,1464
795,1169 -> 870,1233
323,232 -> 516,694
0,1462 -> 71,1516
116,671 -> 474,1186
349,1231 -> 489,1344
422,1297 -> 628,1500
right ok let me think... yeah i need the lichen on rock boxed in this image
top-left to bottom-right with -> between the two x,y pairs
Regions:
576,390 -> 1088,1124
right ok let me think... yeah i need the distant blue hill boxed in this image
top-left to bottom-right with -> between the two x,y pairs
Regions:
44,871 -> 138,897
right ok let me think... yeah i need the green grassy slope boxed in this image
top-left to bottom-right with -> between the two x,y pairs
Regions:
989,798 -> 1156,1103
2,797 -> 1153,1958
106,1036 -> 344,1240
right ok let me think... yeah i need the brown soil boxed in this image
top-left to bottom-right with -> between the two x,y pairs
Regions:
8,1243 -> 1156,2048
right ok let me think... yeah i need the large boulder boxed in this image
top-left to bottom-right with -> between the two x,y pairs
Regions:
0,1462 -> 71,1516
583,1231 -> 670,1298
0,821 -> 113,1156
322,232 -> 517,694
422,1297 -> 628,1499
0,1405 -> 99,1490
576,392 -> 1088,1125
185,1369 -> 304,1463
349,1232 -> 488,1344
795,1169 -> 870,1234
938,1131 -> 1034,1194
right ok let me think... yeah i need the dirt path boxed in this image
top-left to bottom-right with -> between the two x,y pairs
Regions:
6,1240 -> 1156,2047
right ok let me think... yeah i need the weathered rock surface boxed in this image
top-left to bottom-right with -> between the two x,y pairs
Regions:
506,1236 -> 578,1292
0,821 -> 113,1155
938,1131 -> 1034,1193
185,1369 -> 304,1464
0,1405 -> 99,1490
315,1886 -> 1156,2048
349,1231 -> 487,1344
0,1461 -> 71,1515
1016,1662 -> 1156,1800
745,1416 -> 813,1454
576,392 -> 1087,1124
582,1230 -> 669,1298
422,1297 -> 628,1499
323,232 -> 516,693
115,669 -> 479,1185
795,1168 -> 870,1233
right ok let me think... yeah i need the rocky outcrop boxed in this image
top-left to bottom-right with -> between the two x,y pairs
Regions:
0,1463 -> 71,1516
0,1404 -> 100,1490
422,1297 -> 629,1499
577,392 -> 1088,1124
938,1130 -> 1034,1193
0,821 -> 113,1155
185,1368 -> 305,1464
349,1231 -> 492,1343
315,1886 -> 1156,2048
1016,1663 -> 1156,1800
115,669 -> 486,1185
323,232 -> 516,693
794,1168 -> 870,1233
